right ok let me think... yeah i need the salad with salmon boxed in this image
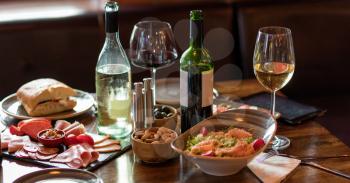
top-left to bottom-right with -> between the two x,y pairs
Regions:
186,127 -> 265,157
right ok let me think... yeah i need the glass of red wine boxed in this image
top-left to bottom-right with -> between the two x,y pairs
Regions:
129,21 -> 178,104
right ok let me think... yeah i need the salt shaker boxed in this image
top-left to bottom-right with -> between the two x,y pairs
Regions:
143,78 -> 154,128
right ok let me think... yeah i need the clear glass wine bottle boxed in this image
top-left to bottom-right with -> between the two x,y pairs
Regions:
95,1 -> 132,139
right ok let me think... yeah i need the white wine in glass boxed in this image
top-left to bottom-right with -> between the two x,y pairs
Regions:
254,62 -> 294,91
253,26 -> 295,150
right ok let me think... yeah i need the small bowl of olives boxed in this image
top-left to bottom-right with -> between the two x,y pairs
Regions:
153,105 -> 177,130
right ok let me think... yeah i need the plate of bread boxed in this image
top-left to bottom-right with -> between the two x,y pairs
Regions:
1,78 -> 94,120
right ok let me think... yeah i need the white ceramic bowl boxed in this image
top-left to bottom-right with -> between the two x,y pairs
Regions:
171,109 -> 277,176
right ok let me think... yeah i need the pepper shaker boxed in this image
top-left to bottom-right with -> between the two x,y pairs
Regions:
133,82 -> 144,131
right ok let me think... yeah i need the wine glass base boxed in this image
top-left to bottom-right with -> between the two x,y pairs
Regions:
271,135 -> 290,150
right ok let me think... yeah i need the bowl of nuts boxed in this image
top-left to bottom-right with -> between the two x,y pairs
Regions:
131,127 -> 178,163
153,105 -> 177,130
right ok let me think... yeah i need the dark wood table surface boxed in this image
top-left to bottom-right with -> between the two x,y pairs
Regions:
1,79 -> 350,183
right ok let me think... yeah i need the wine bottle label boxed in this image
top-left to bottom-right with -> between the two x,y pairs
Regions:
201,69 -> 213,107
180,70 -> 189,107
180,69 -> 213,107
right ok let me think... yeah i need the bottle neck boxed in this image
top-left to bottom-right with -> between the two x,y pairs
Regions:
104,3 -> 119,43
106,32 -> 119,41
190,19 -> 203,48
105,9 -> 119,33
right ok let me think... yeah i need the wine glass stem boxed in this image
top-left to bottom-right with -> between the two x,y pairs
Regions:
271,90 -> 280,148
151,67 -> 157,105
271,91 -> 276,117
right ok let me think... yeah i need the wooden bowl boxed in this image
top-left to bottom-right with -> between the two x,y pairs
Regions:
153,105 -> 177,130
131,127 -> 178,163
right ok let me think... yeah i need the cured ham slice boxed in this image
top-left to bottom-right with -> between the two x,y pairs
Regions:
15,148 -> 29,158
75,144 -> 92,167
54,120 -> 71,130
1,133 -> 12,149
55,145 -> 85,168
90,134 -> 110,144
51,143 -> 99,168
23,142 -> 39,153
50,146 -> 76,163
93,139 -> 120,148
81,143 -> 99,163
36,152 -> 57,160
94,144 -> 121,153
67,158 -> 84,169
65,124 -> 85,136
28,152 -> 38,159
38,146 -> 59,155
62,122 -> 80,133
8,136 -> 31,153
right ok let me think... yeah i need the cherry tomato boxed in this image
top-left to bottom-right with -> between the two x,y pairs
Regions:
9,125 -> 24,136
64,134 -> 79,146
76,134 -> 94,146
253,138 -> 265,151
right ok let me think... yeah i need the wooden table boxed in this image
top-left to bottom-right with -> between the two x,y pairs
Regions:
1,80 -> 350,183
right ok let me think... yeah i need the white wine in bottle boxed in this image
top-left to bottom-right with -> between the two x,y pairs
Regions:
96,1 -> 132,139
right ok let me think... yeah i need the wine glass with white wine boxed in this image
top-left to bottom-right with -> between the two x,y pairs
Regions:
253,26 -> 295,150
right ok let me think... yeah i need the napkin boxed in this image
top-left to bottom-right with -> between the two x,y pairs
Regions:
247,153 -> 301,183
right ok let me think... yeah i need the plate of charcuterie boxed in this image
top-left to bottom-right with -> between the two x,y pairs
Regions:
1,118 -> 131,171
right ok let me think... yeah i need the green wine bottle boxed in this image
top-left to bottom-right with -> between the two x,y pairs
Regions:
180,10 -> 214,133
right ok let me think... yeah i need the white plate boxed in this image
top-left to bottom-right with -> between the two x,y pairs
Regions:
156,77 -> 218,106
0,90 -> 94,120
156,78 -> 181,106
13,168 -> 103,183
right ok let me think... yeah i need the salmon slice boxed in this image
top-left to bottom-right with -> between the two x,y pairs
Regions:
19,120 -> 52,139
225,128 -> 252,138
